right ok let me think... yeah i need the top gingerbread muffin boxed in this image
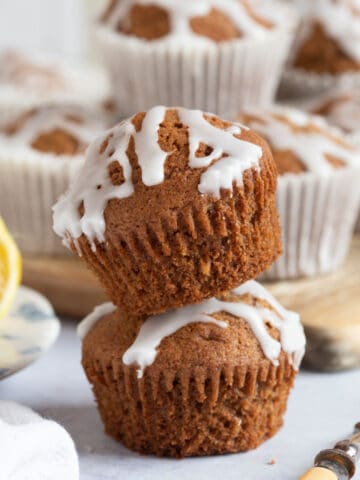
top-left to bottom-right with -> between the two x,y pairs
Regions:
53,106 -> 281,316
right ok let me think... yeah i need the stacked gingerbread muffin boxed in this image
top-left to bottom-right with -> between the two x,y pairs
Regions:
53,106 -> 305,457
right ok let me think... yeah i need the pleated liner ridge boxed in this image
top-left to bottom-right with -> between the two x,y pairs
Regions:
74,163 -> 282,316
83,354 -> 295,457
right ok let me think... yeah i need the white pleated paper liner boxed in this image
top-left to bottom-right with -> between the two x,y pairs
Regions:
279,67 -> 360,100
261,167 -> 360,281
0,147 -> 81,256
95,9 -> 298,117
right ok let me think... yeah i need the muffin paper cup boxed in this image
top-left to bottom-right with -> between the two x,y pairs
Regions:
74,170 -> 281,316
0,148 -> 81,255
84,356 -> 295,457
279,68 -> 360,100
261,167 -> 360,280
96,15 -> 297,117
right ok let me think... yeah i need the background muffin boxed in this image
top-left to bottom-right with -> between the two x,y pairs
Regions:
309,90 -> 360,231
0,104 -> 107,255
96,0 -> 298,116
54,106 -> 282,316
80,280 -> 305,457
0,50 -> 111,122
237,106 -> 360,279
281,0 -> 360,97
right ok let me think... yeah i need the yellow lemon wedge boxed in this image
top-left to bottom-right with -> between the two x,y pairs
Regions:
0,217 -> 22,321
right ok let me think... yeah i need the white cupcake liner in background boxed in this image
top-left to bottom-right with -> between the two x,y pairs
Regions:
95,10 -> 297,117
279,68 -> 360,100
0,148 -> 81,256
261,167 -> 360,281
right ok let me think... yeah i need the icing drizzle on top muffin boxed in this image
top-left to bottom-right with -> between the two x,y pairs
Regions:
78,280 -> 306,377
102,0 -> 276,42
0,105 -> 105,156
237,106 -> 360,175
294,0 -> 360,63
53,106 -> 263,250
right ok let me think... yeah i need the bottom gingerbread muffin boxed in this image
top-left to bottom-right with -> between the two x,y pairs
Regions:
80,281 -> 305,458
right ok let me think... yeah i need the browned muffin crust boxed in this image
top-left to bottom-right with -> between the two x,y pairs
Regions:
294,22 -> 360,74
82,307 -> 297,457
74,109 -> 282,316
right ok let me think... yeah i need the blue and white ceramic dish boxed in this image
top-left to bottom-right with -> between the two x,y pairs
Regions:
0,286 -> 60,380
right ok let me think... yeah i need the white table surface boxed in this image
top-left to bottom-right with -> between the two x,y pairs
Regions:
1,321 -> 360,480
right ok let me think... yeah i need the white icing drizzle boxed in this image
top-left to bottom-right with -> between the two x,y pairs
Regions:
53,106 -> 262,249
77,302 -> 116,339
77,281 -> 305,378
133,105 -> 169,185
104,0 -> 276,42
294,0 -> 360,63
239,106 -> 360,175
121,279 -> 305,378
0,105 -> 105,153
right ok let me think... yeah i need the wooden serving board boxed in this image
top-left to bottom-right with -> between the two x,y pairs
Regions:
23,236 -> 360,371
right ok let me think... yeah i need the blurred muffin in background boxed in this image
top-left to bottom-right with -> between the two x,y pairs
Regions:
95,0 -> 298,116
281,0 -> 360,98
237,106 -> 360,279
310,90 -> 360,136
81,280 -> 305,457
0,50 -> 111,122
0,104 -> 108,255
309,89 -> 360,231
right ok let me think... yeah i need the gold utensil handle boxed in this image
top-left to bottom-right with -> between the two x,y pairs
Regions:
300,467 -> 338,480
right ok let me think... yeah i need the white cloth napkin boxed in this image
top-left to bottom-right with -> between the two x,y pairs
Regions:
0,401 -> 79,480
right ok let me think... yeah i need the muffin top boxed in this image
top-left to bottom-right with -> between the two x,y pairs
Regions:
311,90 -> 360,133
80,280 -> 306,377
0,50 -> 110,109
0,105 -> 106,157
53,105 -> 275,249
292,0 -> 360,73
237,106 -> 360,175
100,0 -> 286,43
